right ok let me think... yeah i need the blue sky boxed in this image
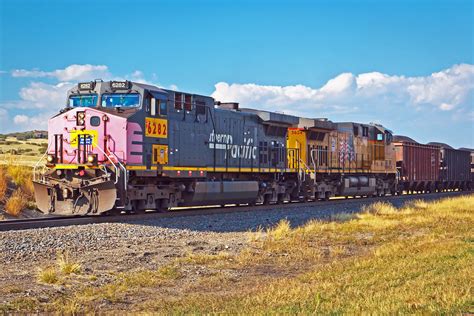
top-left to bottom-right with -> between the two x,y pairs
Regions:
0,0 -> 473,147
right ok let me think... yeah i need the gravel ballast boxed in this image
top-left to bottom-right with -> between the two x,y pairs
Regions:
0,192 -> 467,264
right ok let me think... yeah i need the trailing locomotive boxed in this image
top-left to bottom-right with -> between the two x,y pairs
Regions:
32,80 -> 468,216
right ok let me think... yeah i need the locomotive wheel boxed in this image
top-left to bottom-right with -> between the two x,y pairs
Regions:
263,194 -> 272,205
324,191 -> 331,201
276,194 -> 283,204
130,200 -> 146,214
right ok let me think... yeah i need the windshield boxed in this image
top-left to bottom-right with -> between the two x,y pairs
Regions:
69,94 -> 98,107
101,93 -> 140,108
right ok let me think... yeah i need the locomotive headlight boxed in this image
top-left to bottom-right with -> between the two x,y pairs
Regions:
76,111 -> 86,126
87,154 -> 97,164
47,154 -> 55,163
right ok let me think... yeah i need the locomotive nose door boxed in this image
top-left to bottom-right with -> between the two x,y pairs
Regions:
146,92 -> 169,167
287,128 -> 307,169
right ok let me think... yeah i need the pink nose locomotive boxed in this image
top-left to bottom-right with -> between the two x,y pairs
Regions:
34,81 -> 147,215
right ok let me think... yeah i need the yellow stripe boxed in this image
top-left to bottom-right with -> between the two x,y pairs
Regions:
54,164 -> 98,169
163,166 -> 201,171
126,165 -> 147,170
129,165 -> 298,173
56,164 -> 395,175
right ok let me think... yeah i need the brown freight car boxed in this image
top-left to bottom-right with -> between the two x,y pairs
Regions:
393,136 -> 440,193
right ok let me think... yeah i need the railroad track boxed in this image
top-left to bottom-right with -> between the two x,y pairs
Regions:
0,191 -> 470,231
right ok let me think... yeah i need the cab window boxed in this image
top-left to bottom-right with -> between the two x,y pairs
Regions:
362,126 -> 369,137
159,100 -> 168,116
101,93 -> 140,107
69,94 -> 97,107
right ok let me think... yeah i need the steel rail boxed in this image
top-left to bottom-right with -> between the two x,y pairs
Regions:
0,191 -> 470,232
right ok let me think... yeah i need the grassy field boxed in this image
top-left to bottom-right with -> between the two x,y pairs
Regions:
6,194 -> 471,313
0,137 -> 47,167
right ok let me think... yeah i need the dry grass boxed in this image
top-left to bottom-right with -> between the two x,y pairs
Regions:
266,218 -> 292,240
47,263 -> 183,313
37,267 -> 59,284
0,297 -> 39,313
4,189 -> 26,216
7,165 -> 35,198
57,252 -> 82,275
0,163 -> 36,215
361,200 -> 398,214
0,167 -> 7,202
36,252 -> 81,286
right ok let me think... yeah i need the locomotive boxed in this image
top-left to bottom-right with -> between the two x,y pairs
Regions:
32,80 -> 467,216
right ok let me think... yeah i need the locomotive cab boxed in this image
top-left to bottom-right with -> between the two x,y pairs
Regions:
33,80 -> 157,215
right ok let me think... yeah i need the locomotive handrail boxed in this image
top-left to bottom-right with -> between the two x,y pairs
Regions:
310,149 -> 318,171
33,140 -> 53,182
106,150 -> 128,189
92,143 -> 126,188
93,144 -> 119,183
299,159 -> 316,184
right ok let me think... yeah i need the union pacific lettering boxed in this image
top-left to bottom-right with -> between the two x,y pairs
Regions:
208,129 -> 257,160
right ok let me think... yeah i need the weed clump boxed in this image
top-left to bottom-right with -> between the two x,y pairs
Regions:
5,189 -> 26,216
57,252 -> 82,275
404,199 -> 430,210
267,219 -> 292,240
37,267 -> 59,284
7,165 -> 35,198
0,168 -> 7,201
35,252 -> 82,285
362,201 -> 397,215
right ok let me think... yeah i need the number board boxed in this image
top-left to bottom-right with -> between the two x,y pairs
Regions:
145,117 -> 168,138
69,130 -> 99,148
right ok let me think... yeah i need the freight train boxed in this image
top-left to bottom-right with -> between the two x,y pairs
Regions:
32,80 -> 472,215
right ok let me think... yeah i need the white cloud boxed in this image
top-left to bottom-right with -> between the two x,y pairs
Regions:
17,81 -> 74,109
12,64 -> 109,81
11,112 -> 53,130
212,63 -> 474,115
13,114 -> 29,124
320,73 -> 356,94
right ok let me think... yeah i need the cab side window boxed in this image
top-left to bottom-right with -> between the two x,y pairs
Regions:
159,100 -> 168,116
362,126 -> 369,137
175,93 -> 183,110
184,94 -> 192,111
